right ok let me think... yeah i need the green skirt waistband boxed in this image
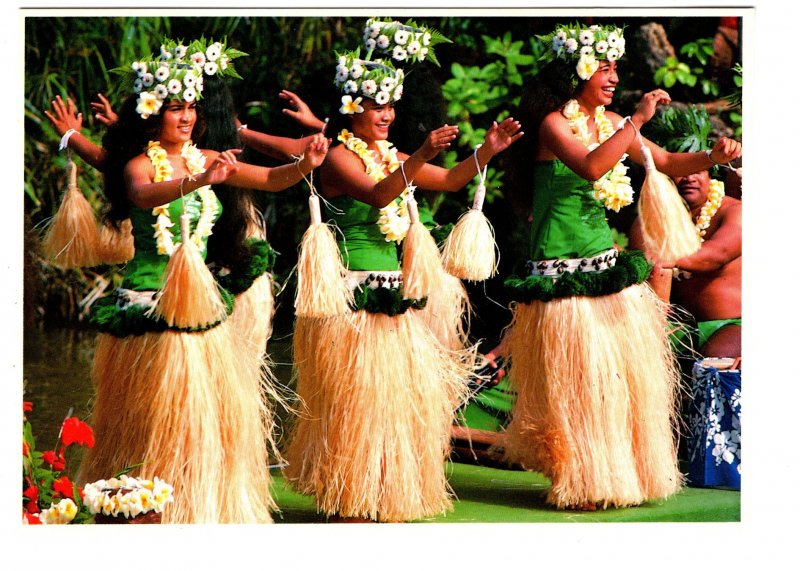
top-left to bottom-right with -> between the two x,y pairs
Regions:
504,249 -> 653,302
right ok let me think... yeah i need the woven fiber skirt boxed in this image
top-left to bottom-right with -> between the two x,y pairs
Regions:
285,307 -> 471,522
79,319 -> 277,524
499,283 -> 683,509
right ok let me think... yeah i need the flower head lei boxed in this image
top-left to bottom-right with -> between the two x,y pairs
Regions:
362,17 -> 451,66
539,23 -> 626,81
338,129 -> 410,243
335,18 -> 450,115
115,37 -> 247,119
147,140 -> 219,256
335,48 -> 405,113
562,99 -> 634,211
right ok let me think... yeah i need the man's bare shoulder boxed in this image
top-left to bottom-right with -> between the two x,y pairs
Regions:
718,196 -> 742,223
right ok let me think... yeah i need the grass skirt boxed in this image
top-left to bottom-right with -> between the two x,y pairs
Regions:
228,272 -> 275,368
285,308 -> 472,522
498,283 -> 683,508
79,320 -> 277,524
418,271 -> 470,352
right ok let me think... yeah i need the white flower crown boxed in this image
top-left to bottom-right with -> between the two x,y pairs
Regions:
362,18 -> 450,66
335,49 -> 406,114
336,19 -> 450,115
539,23 -> 626,80
115,37 -> 247,119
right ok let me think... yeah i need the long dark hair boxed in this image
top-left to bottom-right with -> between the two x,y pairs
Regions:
200,75 -> 260,270
101,94 -> 208,226
100,95 -> 159,227
102,80 -> 255,269
504,59 -> 580,216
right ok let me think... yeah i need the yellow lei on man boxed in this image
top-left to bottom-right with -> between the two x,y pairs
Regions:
562,99 -> 633,212
696,179 -> 725,242
146,140 -> 219,256
338,129 -> 410,243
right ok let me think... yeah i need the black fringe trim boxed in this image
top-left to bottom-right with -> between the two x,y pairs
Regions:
350,286 -> 428,316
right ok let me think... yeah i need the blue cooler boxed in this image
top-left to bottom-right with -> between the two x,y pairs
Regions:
687,358 -> 741,490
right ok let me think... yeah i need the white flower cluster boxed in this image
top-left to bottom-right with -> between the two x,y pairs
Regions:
38,498 -> 78,525
547,24 -> 626,80
130,38 -> 241,119
363,18 -> 433,64
335,52 -> 405,113
83,475 -> 174,520
695,179 -> 725,241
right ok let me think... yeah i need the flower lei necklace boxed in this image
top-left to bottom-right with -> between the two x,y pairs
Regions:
695,179 -> 725,242
562,99 -> 633,212
673,179 -> 726,281
338,129 -> 410,243
146,140 -> 218,256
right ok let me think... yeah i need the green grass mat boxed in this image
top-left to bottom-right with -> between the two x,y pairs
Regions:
270,461 -> 740,523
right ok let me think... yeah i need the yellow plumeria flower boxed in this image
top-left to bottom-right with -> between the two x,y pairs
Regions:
577,55 -> 599,80
340,95 -> 364,115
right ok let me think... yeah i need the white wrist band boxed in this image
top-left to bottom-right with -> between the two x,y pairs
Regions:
59,128 -> 77,151
237,124 -> 247,132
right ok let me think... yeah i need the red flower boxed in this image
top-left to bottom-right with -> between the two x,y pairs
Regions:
23,442 -> 30,457
23,485 -> 40,513
23,512 -> 42,524
23,401 -> 33,413
53,476 -> 74,499
23,485 -> 38,503
60,417 -> 95,448
42,450 -> 67,471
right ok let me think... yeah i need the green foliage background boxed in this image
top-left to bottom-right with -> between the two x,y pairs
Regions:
24,14 -> 739,339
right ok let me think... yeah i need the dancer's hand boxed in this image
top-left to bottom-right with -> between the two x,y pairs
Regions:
300,133 -> 331,170
200,149 -> 242,185
280,89 -> 326,132
483,117 -> 524,156
417,124 -> 459,161
90,93 -> 118,128
708,137 -> 742,165
632,89 -> 672,125
44,95 -> 82,136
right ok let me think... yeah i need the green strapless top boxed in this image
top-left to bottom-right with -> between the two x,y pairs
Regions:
122,189 -> 222,291
529,160 -> 613,260
326,195 -> 400,271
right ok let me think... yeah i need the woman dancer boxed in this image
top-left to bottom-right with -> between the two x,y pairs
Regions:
284,20 -> 522,523
45,63 -> 321,400
76,38 -> 329,524
498,23 -> 741,510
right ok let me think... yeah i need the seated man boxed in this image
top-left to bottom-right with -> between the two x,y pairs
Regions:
630,166 -> 741,358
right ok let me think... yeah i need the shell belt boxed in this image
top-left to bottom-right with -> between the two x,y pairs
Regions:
525,247 -> 619,276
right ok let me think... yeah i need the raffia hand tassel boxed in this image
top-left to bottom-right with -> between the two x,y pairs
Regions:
42,159 -> 104,268
99,218 -> 135,264
295,194 -> 353,318
149,213 -> 227,328
637,146 -> 701,261
401,195 -> 446,300
440,183 -> 498,281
